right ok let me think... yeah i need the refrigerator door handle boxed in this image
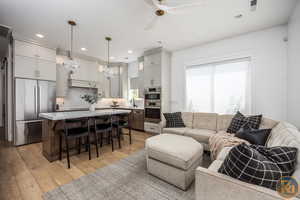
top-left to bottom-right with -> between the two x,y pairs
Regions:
38,85 -> 41,116
34,86 -> 38,118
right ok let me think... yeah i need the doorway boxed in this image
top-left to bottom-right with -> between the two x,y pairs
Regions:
0,57 -> 6,140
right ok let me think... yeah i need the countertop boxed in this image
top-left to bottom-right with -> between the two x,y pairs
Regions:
57,106 -> 144,112
39,109 -> 131,121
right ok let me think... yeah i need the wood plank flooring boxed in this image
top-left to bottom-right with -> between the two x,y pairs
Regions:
0,130 -> 153,200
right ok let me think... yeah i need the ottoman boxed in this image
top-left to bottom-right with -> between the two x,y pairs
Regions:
146,134 -> 203,190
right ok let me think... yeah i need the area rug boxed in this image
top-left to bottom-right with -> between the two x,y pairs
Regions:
44,150 -> 209,200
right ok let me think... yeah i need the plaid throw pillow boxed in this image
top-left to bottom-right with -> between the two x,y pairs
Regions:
163,112 -> 185,128
227,111 -> 262,133
218,143 -> 298,191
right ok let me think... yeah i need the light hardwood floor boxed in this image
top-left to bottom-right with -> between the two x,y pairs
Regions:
0,130 -> 153,200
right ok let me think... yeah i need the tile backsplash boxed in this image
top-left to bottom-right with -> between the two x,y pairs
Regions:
57,88 -> 97,110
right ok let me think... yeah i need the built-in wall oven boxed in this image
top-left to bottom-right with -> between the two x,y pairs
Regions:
145,87 -> 161,123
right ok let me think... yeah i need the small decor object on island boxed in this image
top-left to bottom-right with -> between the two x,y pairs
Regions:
81,94 -> 98,111
111,100 -> 119,108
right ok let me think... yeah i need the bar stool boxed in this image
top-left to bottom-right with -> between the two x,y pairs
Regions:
59,118 -> 91,169
90,115 -> 113,157
112,113 -> 132,149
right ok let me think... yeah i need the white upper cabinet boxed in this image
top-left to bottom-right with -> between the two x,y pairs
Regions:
35,45 -> 56,61
14,40 -> 56,81
143,52 -> 161,87
37,59 -> 56,81
70,58 -> 98,82
14,55 -> 37,79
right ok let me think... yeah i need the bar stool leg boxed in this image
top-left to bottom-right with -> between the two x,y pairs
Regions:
129,128 -> 132,145
118,128 -> 121,149
111,130 -> 114,151
65,137 -> 70,169
94,132 -> 99,157
59,134 -> 62,160
87,135 -> 91,160
100,131 -> 103,147
78,138 -> 81,154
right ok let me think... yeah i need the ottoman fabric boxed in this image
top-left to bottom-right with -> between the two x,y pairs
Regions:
146,134 -> 203,190
146,134 -> 203,170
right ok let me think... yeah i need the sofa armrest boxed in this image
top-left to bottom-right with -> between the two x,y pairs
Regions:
195,167 -> 295,200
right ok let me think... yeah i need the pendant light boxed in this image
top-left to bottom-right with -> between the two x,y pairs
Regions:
104,36 -> 113,78
63,20 -> 79,71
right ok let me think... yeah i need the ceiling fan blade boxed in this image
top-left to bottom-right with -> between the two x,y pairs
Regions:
166,2 -> 204,12
150,0 -> 170,10
144,16 -> 159,31
144,0 -> 157,9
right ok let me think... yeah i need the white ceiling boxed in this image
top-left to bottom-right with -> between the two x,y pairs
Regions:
0,0 -> 297,62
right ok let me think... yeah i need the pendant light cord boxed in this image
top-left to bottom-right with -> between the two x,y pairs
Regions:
70,24 -> 73,60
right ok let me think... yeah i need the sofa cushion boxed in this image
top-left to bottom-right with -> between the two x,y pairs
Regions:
217,114 -> 234,131
184,128 -> 216,144
259,117 -> 278,129
218,143 -> 285,191
193,113 -> 217,131
163,112 -> 185,128
181,112 -> 193,128
162,127 -> 187,135
146,134 -> 203,170
208,160 -> 223,172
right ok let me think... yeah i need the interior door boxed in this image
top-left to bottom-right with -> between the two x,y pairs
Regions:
38,81 -> 56,115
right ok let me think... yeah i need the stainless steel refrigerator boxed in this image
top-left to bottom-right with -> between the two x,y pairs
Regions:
14,78 -> 56,146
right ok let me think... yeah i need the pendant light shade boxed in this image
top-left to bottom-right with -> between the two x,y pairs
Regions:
104,36 -> 113,78
63,20 -> 79,71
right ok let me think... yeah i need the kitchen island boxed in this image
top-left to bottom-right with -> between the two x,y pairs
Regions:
40,109 -> 131,162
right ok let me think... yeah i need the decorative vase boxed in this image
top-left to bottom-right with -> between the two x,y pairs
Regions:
89,104 -> 96,112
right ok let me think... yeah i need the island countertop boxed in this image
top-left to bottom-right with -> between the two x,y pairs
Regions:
39,109 -> 131,121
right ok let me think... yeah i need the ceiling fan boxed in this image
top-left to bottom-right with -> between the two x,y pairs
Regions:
144,0 -> 205,30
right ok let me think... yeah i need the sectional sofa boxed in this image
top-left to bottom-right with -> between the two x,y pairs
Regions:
161,112 -> 300,200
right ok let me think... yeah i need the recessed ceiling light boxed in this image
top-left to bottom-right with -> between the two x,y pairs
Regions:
128,50 -> 133,54
35,33 -> 44,38
81,47 -> 87,51
234,14 -> 243,19
110,56 -> 115,60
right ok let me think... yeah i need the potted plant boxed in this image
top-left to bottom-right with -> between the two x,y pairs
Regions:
81,94 -> 98,111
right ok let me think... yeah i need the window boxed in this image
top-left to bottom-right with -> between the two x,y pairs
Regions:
129,89 -> 139,100
185,58 -> 250,114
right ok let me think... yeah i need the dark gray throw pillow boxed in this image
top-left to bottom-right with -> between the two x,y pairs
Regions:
235,123 -> 271,145
163,112 -> 185,128
218,143 -> 298,191
227,111 -> 262,133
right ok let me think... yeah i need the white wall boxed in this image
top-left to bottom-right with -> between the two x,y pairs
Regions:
287,2 -> 300,127
171,26 -> 288,121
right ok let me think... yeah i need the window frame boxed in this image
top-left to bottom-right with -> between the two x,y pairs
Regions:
184,57 -> 252,114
